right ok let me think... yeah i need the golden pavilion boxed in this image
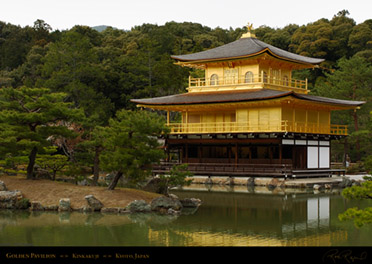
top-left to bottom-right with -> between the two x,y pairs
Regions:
132,27 -> 365,178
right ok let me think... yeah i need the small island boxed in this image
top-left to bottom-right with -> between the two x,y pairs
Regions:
0,175 -> 201,214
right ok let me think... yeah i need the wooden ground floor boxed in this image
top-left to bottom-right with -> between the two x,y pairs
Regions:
156,133 -> 346,178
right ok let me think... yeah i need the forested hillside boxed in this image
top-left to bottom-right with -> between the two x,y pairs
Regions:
1,10 -> 372,168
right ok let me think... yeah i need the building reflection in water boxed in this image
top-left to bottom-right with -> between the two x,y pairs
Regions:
307,196 -> 329,229
167,185 -> 348,246
0,184 -> 359,246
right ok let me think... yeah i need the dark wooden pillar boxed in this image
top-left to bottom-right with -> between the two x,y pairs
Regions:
178,147 -> 181,163
165,138 -> 169,162
235,143 -> 238,166
228,144 -> 231,164
269,146 -> 273,164
185,143 -> 188,163
198,144 -> 202,163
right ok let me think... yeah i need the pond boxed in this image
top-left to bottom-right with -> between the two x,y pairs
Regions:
0,184 -> 372,247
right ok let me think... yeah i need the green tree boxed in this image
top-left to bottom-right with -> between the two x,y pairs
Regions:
329,10 -> 355,59
11,45 -> 47,87
0,21 -> 34,70
32,19 -> 52,47
348,20 -> 372,54
290,10 -> 355,67
36,147 -> 69,180
339,179 -> 372,228
255,24 -> 298,50
40,30 -> 113,123
75,125 -> 106,185
314,56 -> 372,162
156,164 -> 193,195
100,110 -> 169,190
0,86 -> 83,179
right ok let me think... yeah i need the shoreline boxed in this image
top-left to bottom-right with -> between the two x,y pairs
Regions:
0,175 -> 160,209
185,174 -> 368,189
0,175 -> 201,215
0,173 -> 368,214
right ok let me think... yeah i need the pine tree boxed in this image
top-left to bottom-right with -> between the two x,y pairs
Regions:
100,110 -> 169,190
339,178 -> 372,227
0,86 -> 83,179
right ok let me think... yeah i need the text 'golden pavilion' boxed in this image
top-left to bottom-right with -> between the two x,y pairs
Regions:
132,27 -> 365,177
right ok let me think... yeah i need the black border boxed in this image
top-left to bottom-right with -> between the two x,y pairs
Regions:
1,246 -> 371,264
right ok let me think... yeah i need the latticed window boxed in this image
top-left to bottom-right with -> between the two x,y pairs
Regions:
283,75 -> 289,86
263,71 -> 268,83
224,69 -> 238,84
244,71 -> 254,83
210,74 -> 219,85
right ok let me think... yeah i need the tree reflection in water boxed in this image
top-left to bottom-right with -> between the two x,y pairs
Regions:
0,185 -> 372,246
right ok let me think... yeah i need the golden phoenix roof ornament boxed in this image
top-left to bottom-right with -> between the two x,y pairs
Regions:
241,22 -> 256,38
246,23 -> 254,32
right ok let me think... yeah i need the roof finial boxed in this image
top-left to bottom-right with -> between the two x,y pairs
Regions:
247,23 -> 253,32
241,23 -> 256,39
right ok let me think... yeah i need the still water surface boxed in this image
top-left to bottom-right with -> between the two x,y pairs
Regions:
1,185 -> 372,246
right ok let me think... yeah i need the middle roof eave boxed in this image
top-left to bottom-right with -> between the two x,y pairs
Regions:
131,89 -> 290,106
131,88 -> 365,108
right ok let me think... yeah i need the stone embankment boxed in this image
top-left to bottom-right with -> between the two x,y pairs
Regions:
187,175 -> 366,190
0,180 -> 201,216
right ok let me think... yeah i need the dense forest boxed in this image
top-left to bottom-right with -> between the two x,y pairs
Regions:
1,10 -> 372,185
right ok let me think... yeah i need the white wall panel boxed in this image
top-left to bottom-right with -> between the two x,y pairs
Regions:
307,146 -> 318,168
319,147 -> 330,168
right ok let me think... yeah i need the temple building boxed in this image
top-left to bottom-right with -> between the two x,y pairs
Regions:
131,27 -> 365,178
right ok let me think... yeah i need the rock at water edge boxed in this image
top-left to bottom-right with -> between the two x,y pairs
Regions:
126,200 -> 151,213
30,201 -> 44,211
44,205 -> 59,211
339,177 -> 353,188
0,190 -> 23,209
151,196 -> 183,212
267,178 -> 282,190
180,198 -> 201,208
0,181 -> 7,191
246,177 -> 255,187
101,207 -> 120,214
59,198 -> 71,211
84,195 -> 104,211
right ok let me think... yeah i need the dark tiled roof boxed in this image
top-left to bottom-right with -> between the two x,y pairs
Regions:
131,89 -> 365,107
132,89 -> 288,105
171,37 -> 324,65
294,93 -> 365,106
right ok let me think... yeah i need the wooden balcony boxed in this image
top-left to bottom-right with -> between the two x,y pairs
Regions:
167,121 -> 347,136
188,72 -> 308,94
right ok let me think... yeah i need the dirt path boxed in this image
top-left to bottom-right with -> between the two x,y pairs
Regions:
0,175 -> 160,209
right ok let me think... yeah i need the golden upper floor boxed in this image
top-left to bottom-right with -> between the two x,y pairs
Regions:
172,33 -> 324,94
131,29 -> 365,136
188,68 -> 308,94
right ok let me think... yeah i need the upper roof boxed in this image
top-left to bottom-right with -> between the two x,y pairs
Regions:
131,89 -> 365,108
171,37 -> 324,65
